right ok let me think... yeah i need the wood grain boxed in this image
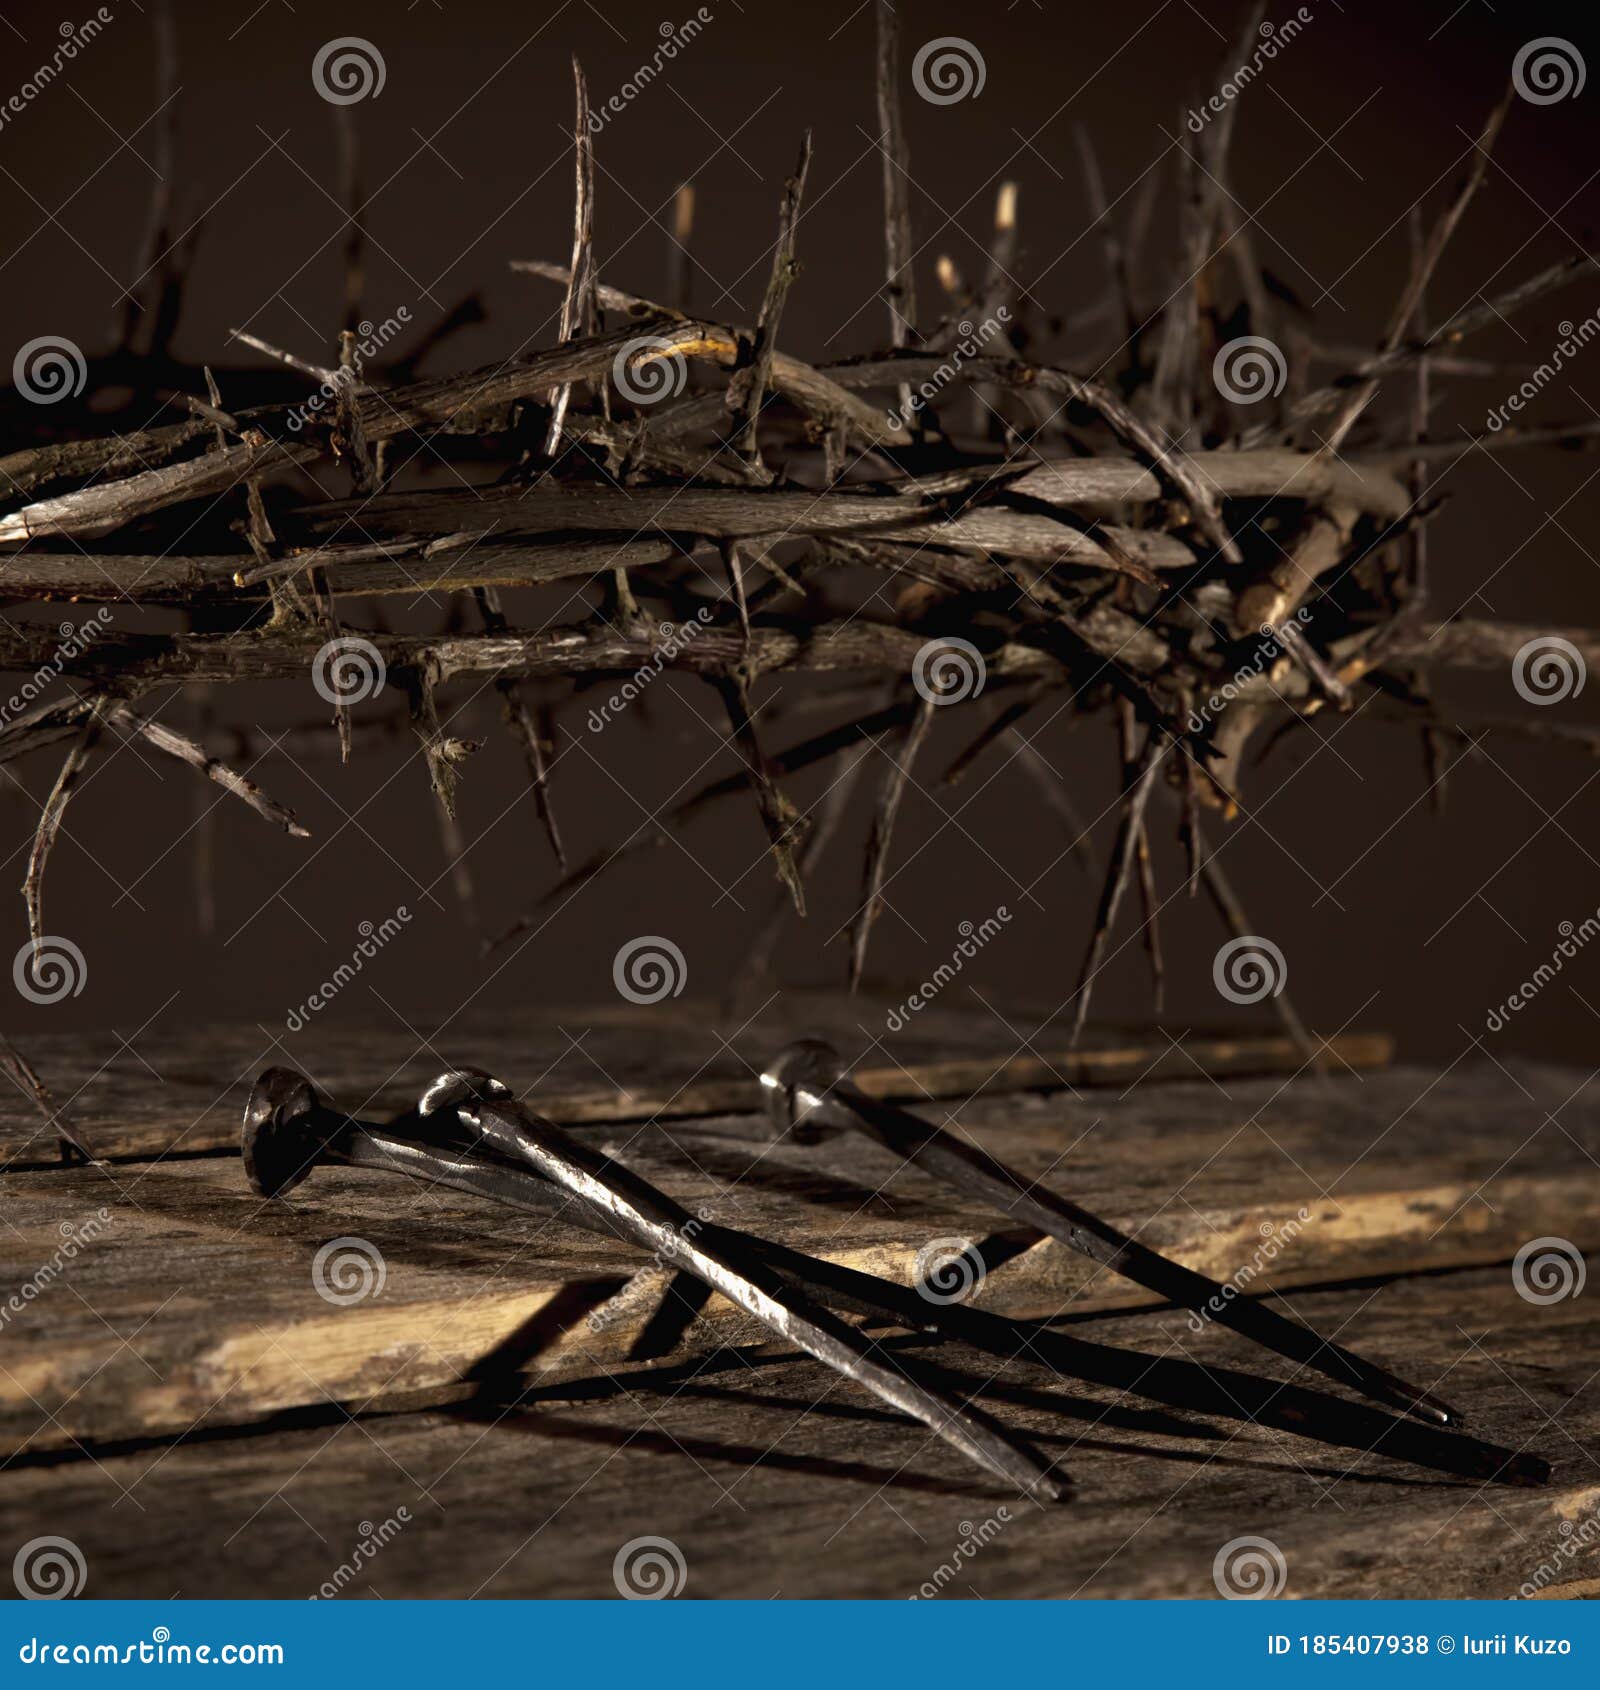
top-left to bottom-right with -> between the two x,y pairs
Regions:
1,1056 -> 1593,1463
0,1266 -> 1592,1598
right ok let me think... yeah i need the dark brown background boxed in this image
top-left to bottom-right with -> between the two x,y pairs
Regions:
1,0 -> 1598,1066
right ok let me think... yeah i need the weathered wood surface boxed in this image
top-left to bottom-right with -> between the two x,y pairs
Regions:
0,995 -> 1387,1168
0,1057 -> 1595,1462
1,1266 -> 1593,1599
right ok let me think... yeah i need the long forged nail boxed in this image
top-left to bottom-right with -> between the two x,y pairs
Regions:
241,1065 -> 1069,1504
759,1040 -> 1459,1430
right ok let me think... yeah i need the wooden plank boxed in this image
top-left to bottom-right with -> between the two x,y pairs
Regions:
0,1266 -> 1593,1598
0,1060 -> 1593,1458
0,995 -> 1388,1168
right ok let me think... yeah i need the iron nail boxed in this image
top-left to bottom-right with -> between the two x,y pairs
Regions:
759,1039 -> 1458,1430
